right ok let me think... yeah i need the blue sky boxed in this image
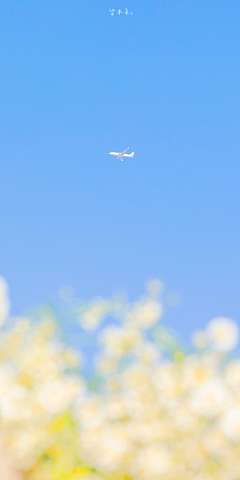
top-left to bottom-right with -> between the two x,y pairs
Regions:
1,0 -> 240,339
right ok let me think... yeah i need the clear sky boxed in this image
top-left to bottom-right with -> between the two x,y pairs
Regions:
1,0 -> 240,339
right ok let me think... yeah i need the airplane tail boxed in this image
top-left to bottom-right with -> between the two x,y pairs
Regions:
130,152 -> 134,157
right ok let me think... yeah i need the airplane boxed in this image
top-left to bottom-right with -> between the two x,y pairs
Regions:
109,147 -> 134,161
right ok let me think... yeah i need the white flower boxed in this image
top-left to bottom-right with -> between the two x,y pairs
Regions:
80,425 -> 132,473
99,325 -> 140,357
129,444 -> 171,480
0,276 -> 11,327
152,363 -> 180,399
80,298 -> 107,330
35,378 -> 83,414
6,427 -> 51,470
194,475 -> 214,480
172,404 -> 197,432
189,380 -> 231,417
0,382 -> 30,422
202,429 -> 227,456
0,433 -> 22,480
220,407 -> 240,441
206,317 -> 239,352
130,300 -> 162,329
76,397 -> 105,430
135,342 -> 161,365
104,395 -> 128,421
81,475 -> 104,480
94,354 -> 117,375
126,420 -> 163,444
224,360 -> 240,389
181,356 -> 215,389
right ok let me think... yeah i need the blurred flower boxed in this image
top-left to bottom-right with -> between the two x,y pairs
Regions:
224,359 -> 240,389
35,377 -> 85,415
220,407 -> 240,441
0,434 -> 23,479
99,324 -> 141,358
202,428 -> 228,457
206,317 -> 239,352
80,298 -> 108,330
63,348 -> 81,368
0,277 -> 240,480
80,475 -> 104,480
146,279 -> 165,298
94,354 -> 117,375
129,444 -> 171,480
189,379 -> 231,417
134,341 -> 161,365
129,299 -> 162,329
0,276 -> 11,327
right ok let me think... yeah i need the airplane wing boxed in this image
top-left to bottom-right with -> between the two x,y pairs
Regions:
121,147 -> 129,154
109,148 -> 132,160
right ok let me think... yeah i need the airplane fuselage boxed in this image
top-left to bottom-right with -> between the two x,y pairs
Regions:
109,147 -> 134,161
